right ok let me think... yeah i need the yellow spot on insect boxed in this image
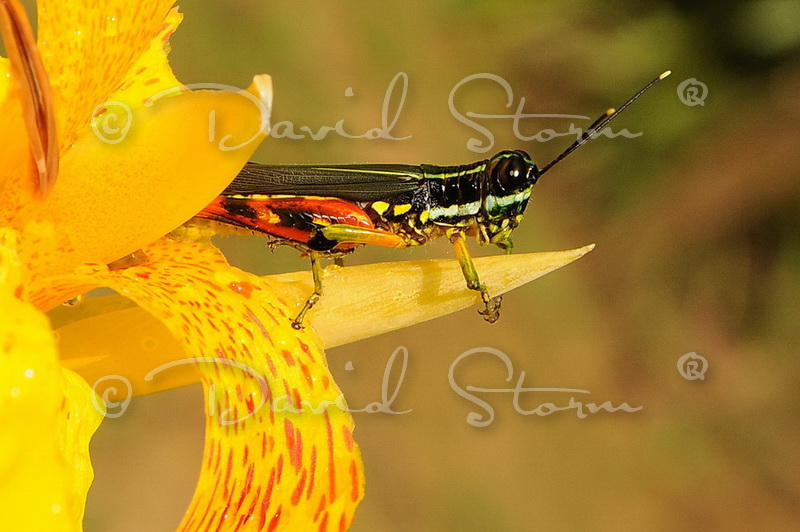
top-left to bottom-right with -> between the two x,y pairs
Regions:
372,201 -> 390,215
393,204 -> 412,216
419,211 -> 430,224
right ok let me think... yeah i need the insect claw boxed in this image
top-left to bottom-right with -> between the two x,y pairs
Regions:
478,294 -> 503,323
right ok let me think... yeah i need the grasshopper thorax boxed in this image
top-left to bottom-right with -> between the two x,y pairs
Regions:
480,149 -> 540,247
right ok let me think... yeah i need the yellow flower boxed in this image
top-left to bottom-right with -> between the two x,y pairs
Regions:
0,1 -> 592,530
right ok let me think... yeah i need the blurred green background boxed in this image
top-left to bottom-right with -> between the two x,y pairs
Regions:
78,0 -> 800,530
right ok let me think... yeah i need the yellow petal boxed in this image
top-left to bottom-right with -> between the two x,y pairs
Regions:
107,7 -> 183,113
54,247 -> 594,396
43,238 -> 363,529
12,86 -> 267,284
1,1 -> 182,209
37,0 -> 177,150
0,229 -> 104,531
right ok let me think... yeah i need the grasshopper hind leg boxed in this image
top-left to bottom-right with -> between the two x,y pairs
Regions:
292,251 -> 325,329
292,224 -> 406,329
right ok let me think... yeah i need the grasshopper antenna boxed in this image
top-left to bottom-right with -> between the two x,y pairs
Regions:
537,70 -> 671,177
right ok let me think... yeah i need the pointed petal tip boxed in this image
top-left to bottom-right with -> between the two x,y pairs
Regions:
266,245 -> 597,348
246,73 -> 273,138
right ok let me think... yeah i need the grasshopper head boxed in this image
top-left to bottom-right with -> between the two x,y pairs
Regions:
476,71 -> 671,248
480,150 -> 540,246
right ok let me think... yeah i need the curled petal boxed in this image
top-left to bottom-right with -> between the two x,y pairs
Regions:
0,229 -> 104,530
44,239 -> 363,530
54,246 -> 595,396
0,0 -> 56,197
13,86 -> 267,284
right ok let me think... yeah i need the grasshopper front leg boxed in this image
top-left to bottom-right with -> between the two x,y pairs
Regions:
449,231 -> 502,323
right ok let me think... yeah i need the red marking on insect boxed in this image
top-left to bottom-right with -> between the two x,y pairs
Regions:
200,195 -> 376,251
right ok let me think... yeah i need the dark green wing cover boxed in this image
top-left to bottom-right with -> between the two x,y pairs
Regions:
223,163 -> 424,202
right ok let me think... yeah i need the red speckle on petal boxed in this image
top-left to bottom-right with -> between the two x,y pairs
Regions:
223,449 -> 234,499
349,459 -> 360,502
266,357 -> 278,378
292,388 -> 303,411
267,506 -> 282,532
298,339 -> 316,362
290,429 -> 303,472
300,362 -> 314,388
306,446 -> 317,500
258,468 -> 276,528
276,454 -> 284,483
325,412 -> 336,502
291,469 -> 308,506
342,426 -> 354,452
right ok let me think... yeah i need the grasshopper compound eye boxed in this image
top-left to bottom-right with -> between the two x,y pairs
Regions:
487,150 -> 538,196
